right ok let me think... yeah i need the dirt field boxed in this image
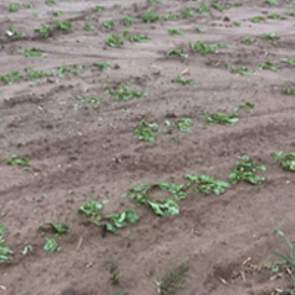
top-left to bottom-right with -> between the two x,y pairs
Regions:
0,0 -> 295,294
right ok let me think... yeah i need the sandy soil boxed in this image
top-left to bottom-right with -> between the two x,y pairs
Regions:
0,0 -> 295,294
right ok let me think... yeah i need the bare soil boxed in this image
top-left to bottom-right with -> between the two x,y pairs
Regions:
0,0 -> 295,294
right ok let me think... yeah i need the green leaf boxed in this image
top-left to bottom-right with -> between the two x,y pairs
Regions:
147,199 -> 179,217
79,201 -> 103,217
43,237 -> 61,253
273,152 -> 295,172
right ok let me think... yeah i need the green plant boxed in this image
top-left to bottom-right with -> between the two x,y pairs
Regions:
109,85 -> 144,101
102,20 -> 115,30
273,228 -> 295,287
168,28 -> 184,36
106,34 -> 124,48
128,182 -> 187,217
259,60 -> 279,71
94,61 -> 111,71
186,175 -> 230,195
122,16 -> 135,27
134,121 -> 159,143
265,0 -> 278,5
83,22 -> 94,32
143,10 -> 160,23
172,75 -> 194,85
6,155 -> 30,167
267,12 -> 286,20
196,4 -> 210,14
241,37 -> 256,45
77,95 -> 102,106
35,24 -> 53,38
262,32 -> 280,41
45,0 -> 56,5
39,223 -> 70,235
43,237 -> 61,253
0,71 -> 23,84
26,69 -> 52,81
55,20 -> 72,32
282,87 -> 295,96
0,225 -> 13,263
8,3 -> 21,12
24,48 -> 44,58
109,263 -> 120,285
166,47 -> 188,59
204,112 -> 239,125
95,5 -> 104,12
158,263 -> 189,295
190,41 -> 223,55
229,155 -> 266,185
230,65 -> 254,77
162,13 -> 178,21
281,58 -> 295,65
176,118 -> 193,132
104,210 -> 140,233
79,201 -> 103,218
182,7 -> 195,18
273,152 -> 295,172
123,31 -> 150,42
6,26 -> 25,39
250,16 -> 266,23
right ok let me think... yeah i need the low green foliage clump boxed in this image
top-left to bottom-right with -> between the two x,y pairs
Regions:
102,20 -> 115,30
0,71 -> 23,84
77,95 -> 102,106
230,65 -> 254,77
204,112 -> 239,125
168,28 -> 184,36
128,182 -> 187,217
176,118 -> 193,132
134,121 -> 159,143
262,32 -> 280,41
35,24 -> 53,38
43,237 -> 61,253
259,60 -> 279,71
241,37 -> 256,45
6,155 -> 31,167
109,84 -> 144,101
158,263 -> 189,295
229,155 -> 266,185
106,34 -> 125,48
166,47 -> 188,59
0,225 -> 13,263
24,48 -> 44,58
8,3 -> 21,13
172,75 -> 194,85
94,61 -> 111,71
122,16 -> 135,27
142,10 -> 160,23
250,16 -> 266,23
123,31 -> 150,43
186,175 -> 231,195
282,87 -> 295,96
273,152 -> 295,172
190,41 -> 223,55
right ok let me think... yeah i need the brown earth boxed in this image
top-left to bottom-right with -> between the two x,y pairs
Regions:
0,0 -> 295,294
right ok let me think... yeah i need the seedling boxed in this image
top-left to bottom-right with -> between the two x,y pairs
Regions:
158,263 -> 189,295
104,210 -> 140,233
134,121 -> 159,143
267,13 -> 286,20
204,111 -> 239,125
236,101 -> 255,112
162,13 -> 178,21
259,60 -> 279,71
55,20 -> 72,32
186,174 -> 230,195
172,75 -> 194,85
166,47 -> 188,59
83,23 -> 94,32
39,223 -> 70,235
176,118 -> 193,132
55,64 -> 85,78
241,37 -> 256,45
95,5 -> 104,12
0,225 -> 13,263
77,95 -> 102,106
35,24 -> 53,38
43,237 -> 61,253
106,34 -> 124,48
250,16 -> 266,23
24,48 -> 44,58
26,69 -> 52,81
142,11 -> 160,23
102,20 -> 115,30
109,85 -> 144,101
196,4 -> 210,14
273,152 -> 295,172
122,16 -> 135,27
45,0 -> 56,5
265,0 -> 278,5
6,26 -> 25,39
123,31 -> 150,42
229,155 -> 266,185
79,201 -> 103,218
53,11 -> 64,17
8,3 -> 21,12
230,65 -> 254,77
94,61 -> 111,71
6,155 -> 30,167
0,71 -> 23,84
182,7 -> 195,18
109,263 -> 121,285
261,32 -> 280,41
273,228 -> 295,286
281,58 -> 295,65
282,87 -> 295,96
128,182 -> 187,217
168,28 -> 184,36
190,41 -> 222,55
